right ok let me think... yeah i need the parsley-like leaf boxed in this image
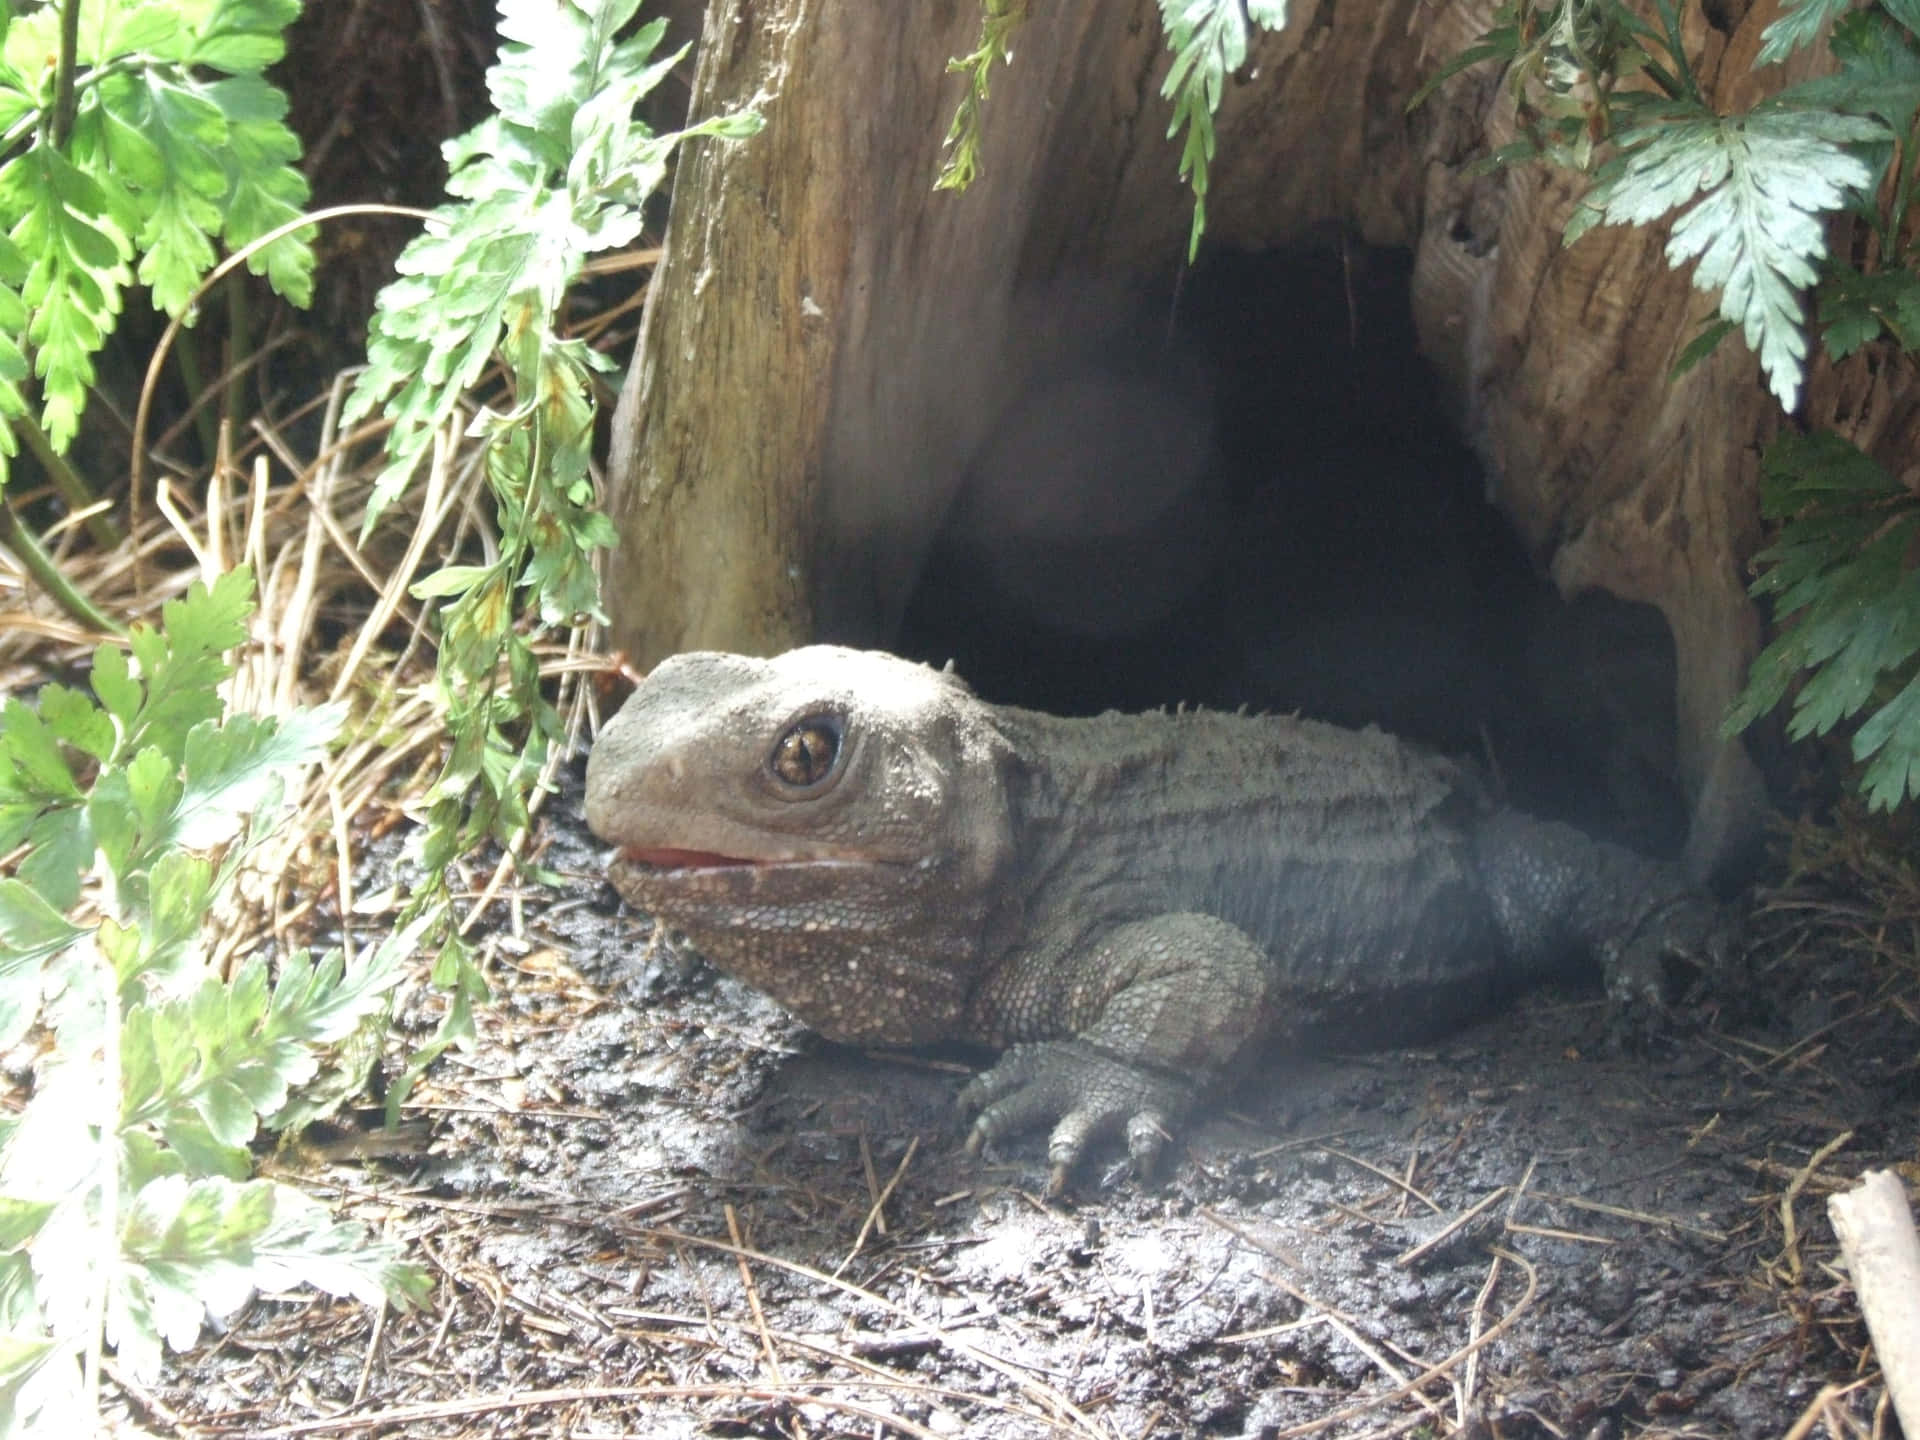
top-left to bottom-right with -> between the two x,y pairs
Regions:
1756,0 -> 1854,65
110,1175 -> 423,1382
1158,0 -> 1290,260
1573,107 -> 1885,408
0,146 -> 133,449
1819,264 -> 1920,357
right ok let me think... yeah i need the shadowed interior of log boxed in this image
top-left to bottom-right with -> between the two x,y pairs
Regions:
895,242 -> 1692,862
605,0 -> 1794,886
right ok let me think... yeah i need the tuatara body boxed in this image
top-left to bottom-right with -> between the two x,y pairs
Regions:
584,646 -> 1728,1192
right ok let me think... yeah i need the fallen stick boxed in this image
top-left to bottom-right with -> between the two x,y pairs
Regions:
1828,1168 -> 1920,1438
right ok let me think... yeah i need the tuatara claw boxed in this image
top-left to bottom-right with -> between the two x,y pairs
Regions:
1600,892 -> 1743,1049
957,1040 -> 1196,1191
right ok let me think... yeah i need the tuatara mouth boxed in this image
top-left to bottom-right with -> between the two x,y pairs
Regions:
620,846 -> 756,871
618,845 -> 888,872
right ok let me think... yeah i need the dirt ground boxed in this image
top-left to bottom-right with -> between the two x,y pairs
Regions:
128,771 -> 1917,1440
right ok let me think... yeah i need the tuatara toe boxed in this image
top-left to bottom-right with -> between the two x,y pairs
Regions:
958,1040 -> 1193,1195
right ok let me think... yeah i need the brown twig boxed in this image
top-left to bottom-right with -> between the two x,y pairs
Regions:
1395,1187 -> 1510,1268
724,1205 -> 786,1387
836,1135 -> 920,1279
246,1381 -> 951,1438
1318,1145 -> 1444,1214
1782,1131 -> 1856,1282
1268,1248 -> 1540,1440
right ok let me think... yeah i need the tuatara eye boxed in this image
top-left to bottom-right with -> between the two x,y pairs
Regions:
770,715 -> 842,788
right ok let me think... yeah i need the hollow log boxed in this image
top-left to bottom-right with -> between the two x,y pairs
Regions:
604,0 -> 1846,878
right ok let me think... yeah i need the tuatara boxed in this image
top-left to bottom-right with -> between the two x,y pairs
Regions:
584,646 -> 1729,1192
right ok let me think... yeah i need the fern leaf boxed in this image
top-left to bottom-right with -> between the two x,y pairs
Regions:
98,73 -> 233,317
1158,0 -> 1290,259
346,0 -> 754,524
1575,108 -> 1885,408
1761,428 -> 1907,512
1820,266 -> 1920,356
937,1 -> 1028,191
1780,10 -> 1920,138
1855,670 -> 1920,809
0,880 -> 81,1051
1725,431 -> 1920,813
204,73 -> 313,305
110,1175 -> 423,1382
0,147 -> 133,450
120,568 -> 255,764
1670,315 -> 1737,377
121,941 -> 404,1159
168,706 -> 343,851
1756,0 -> 1854,65
187,0 -> 302,72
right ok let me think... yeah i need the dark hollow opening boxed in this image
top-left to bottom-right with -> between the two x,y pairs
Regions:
895,240 -> 1689,857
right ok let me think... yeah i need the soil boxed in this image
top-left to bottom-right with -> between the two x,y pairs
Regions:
130,771 -> 1917,1440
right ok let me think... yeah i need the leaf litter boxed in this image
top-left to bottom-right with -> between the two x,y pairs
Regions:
0,87 -> 1910,1426
103,783 -> 1916,1439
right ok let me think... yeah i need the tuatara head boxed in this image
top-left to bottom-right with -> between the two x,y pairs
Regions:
584,646 -> 1017,1045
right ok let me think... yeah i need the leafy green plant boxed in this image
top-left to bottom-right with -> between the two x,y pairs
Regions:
340,0 -> 761,1105
1721,435 -> 1920,810
0,0 -> 315,644
1419,0 -> 1895,410
937,0 -> 1026,194
1412,0 -> 1920,808
0,568 -> 425,1431
940,0 -> 1289,257
0,0 -> 313,475
1156,0 -> 1290,258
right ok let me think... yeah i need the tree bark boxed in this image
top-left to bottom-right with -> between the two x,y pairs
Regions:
606,0 -> 1436,664
603,0 -> 1832,877
1829,1170 -> 1920,1437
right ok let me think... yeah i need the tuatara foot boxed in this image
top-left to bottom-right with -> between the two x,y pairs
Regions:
1600,893 -> 1742,1049
1476,811 -> 1743,1045
957,1041 -> 1196,1196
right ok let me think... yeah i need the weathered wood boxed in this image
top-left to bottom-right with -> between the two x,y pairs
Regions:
1406,0 -> 1837,877
603,0 -> 1853,875
1829,1170 -> 1920,1436
606,0 -> 1435,664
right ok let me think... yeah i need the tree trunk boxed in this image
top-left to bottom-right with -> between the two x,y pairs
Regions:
606,0 -> 1436,660
604,0 -> 1825,878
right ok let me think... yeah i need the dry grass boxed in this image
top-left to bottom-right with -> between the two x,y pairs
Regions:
0,265 -> 642,971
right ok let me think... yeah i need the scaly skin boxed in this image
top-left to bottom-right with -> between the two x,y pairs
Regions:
585,646 -> 1730,1193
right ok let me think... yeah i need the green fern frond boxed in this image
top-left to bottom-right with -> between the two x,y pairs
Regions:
936,0 -> 1027,192
1158,0 -> 1290,259
1570,107 -> 1886,407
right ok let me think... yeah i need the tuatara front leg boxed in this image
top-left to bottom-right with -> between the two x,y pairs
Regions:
958,913 -> 1271,1194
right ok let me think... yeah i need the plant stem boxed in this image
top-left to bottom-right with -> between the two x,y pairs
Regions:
16,413 -> 124,550
52,0 -> 81,148
170,326 -> 222,465
224,273 -> 252,443
83,936 -> 122,1424
0,493 -> 126,636
1886,118 -> 1920,268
